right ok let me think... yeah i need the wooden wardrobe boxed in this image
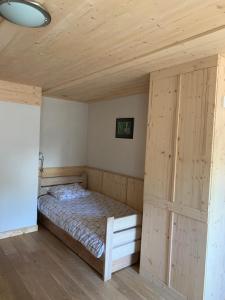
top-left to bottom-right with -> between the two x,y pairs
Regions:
140,55 -> 225,300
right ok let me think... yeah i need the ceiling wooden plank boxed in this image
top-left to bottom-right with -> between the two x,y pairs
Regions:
46,23 -> 225,95
0,0 -> 225,101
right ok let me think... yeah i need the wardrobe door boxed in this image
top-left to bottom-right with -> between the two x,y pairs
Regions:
140,66 -> 217,300
140,76 -> 179,283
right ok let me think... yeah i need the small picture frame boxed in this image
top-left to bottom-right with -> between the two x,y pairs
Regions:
115,118 -> 134,139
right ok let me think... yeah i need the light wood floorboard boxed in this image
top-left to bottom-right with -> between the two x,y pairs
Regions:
0,227 -> 168,300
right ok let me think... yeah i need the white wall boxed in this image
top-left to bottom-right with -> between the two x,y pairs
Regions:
0,102 -> 40,233
40,97 -> 88,167
87,94 -> 148,178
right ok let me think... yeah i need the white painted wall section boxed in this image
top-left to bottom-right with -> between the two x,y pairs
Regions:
87,94 -> 148,178
0,102 -> 40,233
40,97 -> 88,167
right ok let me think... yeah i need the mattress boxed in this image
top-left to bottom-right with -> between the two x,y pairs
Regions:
38,191 -> 136,258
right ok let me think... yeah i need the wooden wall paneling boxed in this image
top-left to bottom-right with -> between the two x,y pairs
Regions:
126,178 -> 144,212
86,168 -> 103,192
141,56 -> 220,300
140,203 -> 170,283
167,67 -> 216,298
102,171 -> 127,203
144,199 -> 207,223
143,76 -> 178,204
41,166 -> 86,177
141,74 -> 179,285
166,75 -> 182,287
170,214 -> 207,300
40,175 -> 87,190
174,68 -> 216,211
0,80 -> 41,106
87,167 -> 144,209
42,166 -> 144,210
150,55 -> 218,81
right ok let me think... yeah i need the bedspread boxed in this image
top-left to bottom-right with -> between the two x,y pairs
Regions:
38,191 -> 136,258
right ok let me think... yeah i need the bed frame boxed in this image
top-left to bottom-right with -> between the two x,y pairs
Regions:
38,174 -> 142,281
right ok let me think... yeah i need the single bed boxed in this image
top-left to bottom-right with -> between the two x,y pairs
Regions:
38,174 -> 142,281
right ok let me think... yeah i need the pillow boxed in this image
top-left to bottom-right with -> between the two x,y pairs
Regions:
39,186 -> 50,197
48,183 -> 90,201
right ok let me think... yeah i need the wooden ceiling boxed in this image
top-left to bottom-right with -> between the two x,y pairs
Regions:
1,0 -> 225,102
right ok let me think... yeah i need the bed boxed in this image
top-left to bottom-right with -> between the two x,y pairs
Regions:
38,174 -> 142,281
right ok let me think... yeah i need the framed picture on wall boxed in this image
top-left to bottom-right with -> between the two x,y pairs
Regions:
115,118 -> 134,139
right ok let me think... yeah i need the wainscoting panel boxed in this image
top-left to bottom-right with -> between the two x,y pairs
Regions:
41,166 -> 144,212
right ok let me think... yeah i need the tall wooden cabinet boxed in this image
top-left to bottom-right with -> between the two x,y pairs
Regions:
140,55 -> 225,300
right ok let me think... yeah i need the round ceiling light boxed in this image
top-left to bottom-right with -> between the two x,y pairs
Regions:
0,0 -> 51,28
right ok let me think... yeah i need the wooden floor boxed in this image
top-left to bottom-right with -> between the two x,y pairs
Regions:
0,227 -> 170,300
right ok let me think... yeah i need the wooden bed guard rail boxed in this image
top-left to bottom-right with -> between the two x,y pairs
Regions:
104,214 -> 142,281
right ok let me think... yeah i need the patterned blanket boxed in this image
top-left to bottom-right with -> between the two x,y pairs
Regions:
38,191 -> 136,258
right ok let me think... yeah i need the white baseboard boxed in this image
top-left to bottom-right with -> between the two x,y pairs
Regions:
0,225 -> 38,240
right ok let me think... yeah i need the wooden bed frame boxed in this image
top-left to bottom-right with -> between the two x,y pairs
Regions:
38,174 -> 142,281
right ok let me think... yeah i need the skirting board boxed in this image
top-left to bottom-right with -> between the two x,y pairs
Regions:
0,225 -> 38,240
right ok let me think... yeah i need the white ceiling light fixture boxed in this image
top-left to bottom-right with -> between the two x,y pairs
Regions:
0,0 -> 51,28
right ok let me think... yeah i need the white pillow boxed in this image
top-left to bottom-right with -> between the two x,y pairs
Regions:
48,183 -> 90,201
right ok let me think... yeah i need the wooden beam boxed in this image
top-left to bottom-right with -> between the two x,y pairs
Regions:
0,80 -> 41,106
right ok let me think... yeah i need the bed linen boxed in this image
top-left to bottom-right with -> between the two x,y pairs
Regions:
48,183 -> 91,201
38,191 -> 136,258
